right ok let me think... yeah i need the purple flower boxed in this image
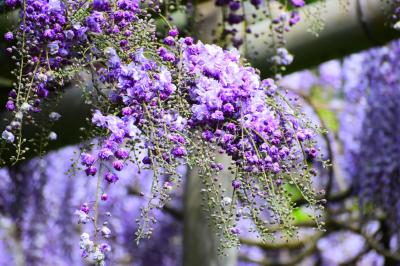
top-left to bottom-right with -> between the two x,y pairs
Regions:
272,163 -> 281,173
223,103 -> 235,113
289,11 -> 301,26
230,227 -> 240,235
115,148 -> 129,159
4,32 -> 13,41
290,0 -> 305,7
100,243 -> 111,253
85,166 -> 97,176
80,203 -> 90,214
37,86 -> 49,98
98,148 -> 114,160
5,100 -> 15,111
306,147 -> 317,158
93,0 -> 110,11
104,171 -> 119,183
81,153 -> 96,166
171,146 -> 186,157
163,36 -> 175,46
44,29 -> 55,39
64,30 -> 75,39
112,160 -> 124,171
101,193 -> 108,201
161,52 -> 175,62
142,156 -> 152,164
225,123 -> 236,133
296,131 -> 306,141
227,13 -> 244,24
86,12 -> 105,33
92,110 -> 107,127
5,0 -> 17,8
211,110 -> 224,121
168,28 -> 179,37
229,1 -> 240,11
48,41 -> 60,55
1,130 -> 14,143
121,107 -> 132,116
183,37 -> 193,45
232,180 -> 241,189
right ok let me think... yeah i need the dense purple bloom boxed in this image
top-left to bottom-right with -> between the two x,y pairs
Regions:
2,0 -> 323,261
350,40 -> 400,236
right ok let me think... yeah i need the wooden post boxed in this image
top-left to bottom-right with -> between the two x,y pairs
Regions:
183,154 -> 237,266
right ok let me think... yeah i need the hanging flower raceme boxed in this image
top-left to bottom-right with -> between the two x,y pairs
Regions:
348,40 -> 400,237
2,0 -> 324,263
179,40 -> 323,245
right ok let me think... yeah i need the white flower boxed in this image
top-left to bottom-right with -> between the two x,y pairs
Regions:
79,233 -> 94,251
101,226 -> 111,239
48,41 -> 60,55
37,73 -> 48,82
49,112 -> 61,121
2,130 -> 14,143
20,102 -> 32,112
90,249 -> 105,263
394,21 -> 400,31
48,132 -> 57,141
104,47 -> 117,58
222,196 -> 232,207
15,112 -> 23,120
75,210 -> 90,224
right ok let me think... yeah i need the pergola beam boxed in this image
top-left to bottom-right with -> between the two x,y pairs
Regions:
248,0 -> 399,74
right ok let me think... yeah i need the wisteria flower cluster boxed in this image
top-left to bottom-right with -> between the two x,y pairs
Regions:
1,0 -> 324,264
180,40 -> 323,244
346,40 -> 400,237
